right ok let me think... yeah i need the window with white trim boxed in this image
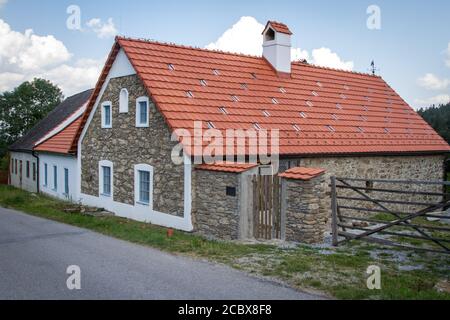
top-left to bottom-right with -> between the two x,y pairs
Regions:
64,168 -> 69,195
53,165 -> 58,191
119,88 -> 129,113
101,102 -> 112,128
134,164 -> 153,207
136,96 -> 150,127
99,160 -> 113,198
44,163 -> 48,186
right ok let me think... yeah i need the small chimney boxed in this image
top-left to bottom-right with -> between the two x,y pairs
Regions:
262,21 -> 292,75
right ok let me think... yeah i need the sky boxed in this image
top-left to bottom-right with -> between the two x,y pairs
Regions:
0,0 -> 449,109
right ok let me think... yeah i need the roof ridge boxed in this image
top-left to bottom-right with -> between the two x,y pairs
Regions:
116,36 -> 263,60
293,60 -> 382,78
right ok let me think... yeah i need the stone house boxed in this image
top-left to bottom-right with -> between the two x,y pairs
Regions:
68,21 -> 449,242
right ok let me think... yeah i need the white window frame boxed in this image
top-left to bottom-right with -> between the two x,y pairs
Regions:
101,101 -> 112,129
134,164 -> 153,208
53,165 -> 58,191
44,163 -> 48,187
119,88 -> 129,113
64,168 -> 69,196
136,96 -> 150,128
99,160 -> 113,199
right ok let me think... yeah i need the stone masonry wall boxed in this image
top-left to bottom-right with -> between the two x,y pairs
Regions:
294,155 -> 446,225
192,169 -> 240,240
284,175 -> 328,244
81,75 -> 184,216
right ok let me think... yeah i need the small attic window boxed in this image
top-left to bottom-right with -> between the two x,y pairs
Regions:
336,103 -> 343,109
219,107 -> 228,115
340,93 -> 347,99
231,95 -> 239,102
384,128 -> 390,134
253,123 -> 262,131
168,63 -> 175,71
360,115 -> 367,121
272,98 -> 279,104
326,125 -> 336,132
316,81 -> 323,88
200,79 -> 207,86
213,69 -> 220,76
306,101 -> 314,107
357,126 -> 364,133
186,91 -> 194,98
299,112 -> 307,118
332,114 -> 338,120
264,28 -> 275,41
251,73 -> 257,79
207,121 -> 216,129
363,105 -> 369,111
293,124 -> 301,132
262,110 -> 270,117
279,87 -> 287,93
312,91 -> 319,97
240,83 -> 248,90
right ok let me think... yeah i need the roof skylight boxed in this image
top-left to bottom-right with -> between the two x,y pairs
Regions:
213,69 -> 220,76
326,125 -> 336,132
168,63 -> 175,71
306,101 -> 314,107
207,121 -> 216,129
279,87 -> 287,93
272,98 -> 279,104
219,107 -> 228,115
293,124 -> 301,132
241,83 -> 248,90
253,123 -> 262,131
312,91 -> 319,97
332,114 -> 338,121
186,91 -> 194,98
200,79 -> 207,86
262,110 -> 270,117
299,112 -> 307,118
231,95 -> 239,102
357,126 -> 364,133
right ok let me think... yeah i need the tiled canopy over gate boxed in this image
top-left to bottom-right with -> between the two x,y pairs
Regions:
71,22 -> 450,157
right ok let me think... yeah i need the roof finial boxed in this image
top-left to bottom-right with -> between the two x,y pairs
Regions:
370,60 -> 378,76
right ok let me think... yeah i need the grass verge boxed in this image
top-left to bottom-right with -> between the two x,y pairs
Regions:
0,185 -> 449,300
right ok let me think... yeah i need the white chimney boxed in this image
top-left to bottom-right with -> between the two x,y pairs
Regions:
262,21 -> 292,75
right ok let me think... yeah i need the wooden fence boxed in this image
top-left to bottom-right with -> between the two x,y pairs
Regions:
331,176 -> 450,255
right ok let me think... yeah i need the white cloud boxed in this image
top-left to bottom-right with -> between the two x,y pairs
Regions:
206,16 -> 354,71
417,73 -> 450,90
415,94 -> 450,106
86,18 -> 117,39
0,19 -> 102,96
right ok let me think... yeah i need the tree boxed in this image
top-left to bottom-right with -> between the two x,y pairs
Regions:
418,103 -> 450,144
0,78 -> 63,157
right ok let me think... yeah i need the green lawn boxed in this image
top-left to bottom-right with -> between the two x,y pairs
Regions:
0,185 -> 449,300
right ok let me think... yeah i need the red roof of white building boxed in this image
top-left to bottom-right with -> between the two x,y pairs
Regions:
70,26 -> 450,156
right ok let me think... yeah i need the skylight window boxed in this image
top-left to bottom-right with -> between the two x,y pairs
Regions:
357,126 -> 364,133
384,117 -> 391,123
365,96 -> 370,101
253,123 -> 262,131
231,95 -> 239,102
384,128 -> 390,134
241,83 -> 248,90
344,85 -> 350,91
251,73 -> 257,79
336,103 -> 343,109
219,107 -> 228,115
326,125 -> 336,132
279,87 -> 287,93
262,110 -> 270,117
360,115 -> 367,121
207,121 -> 216,129
317,81 -> 323,88
186,91 -> 194,98
306,101 -> 314,107
363,105 -> 369,111
312,91 -> 319,97
213,69 -> 220,76
272,98 -> 279,104
299,112 -> 307,118
168,64 -> 175,71
332,114 -> 338,121
293,124 -> 301,132
340,93 -> 347,99
200,79 -> 207,86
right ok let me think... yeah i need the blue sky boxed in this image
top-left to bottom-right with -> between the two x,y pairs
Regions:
1,0 -> 449,108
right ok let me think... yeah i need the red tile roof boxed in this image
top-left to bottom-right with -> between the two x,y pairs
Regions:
35,116 -> 82,154
279,167 -> 326,180
71,35 -> 450,156
265,21 -> 293,35
196,162 -> 258,173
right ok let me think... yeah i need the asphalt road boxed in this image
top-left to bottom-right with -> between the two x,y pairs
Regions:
0,207 -> 323,300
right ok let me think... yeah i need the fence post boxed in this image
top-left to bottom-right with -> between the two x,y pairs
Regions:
331,176 -> 339,246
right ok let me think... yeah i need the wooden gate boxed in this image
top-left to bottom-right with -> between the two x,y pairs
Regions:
252,175 -> 282,240
331,176 -> 450,254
